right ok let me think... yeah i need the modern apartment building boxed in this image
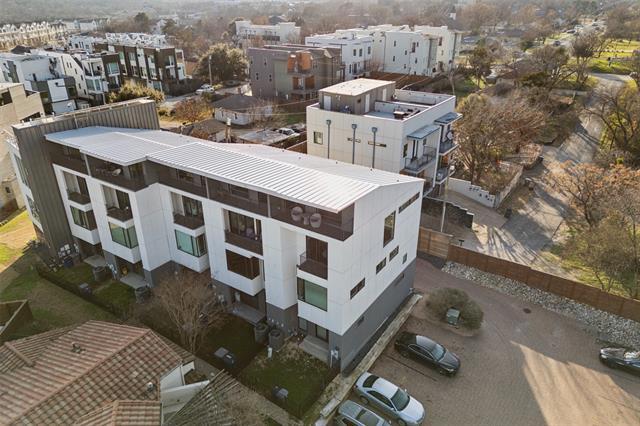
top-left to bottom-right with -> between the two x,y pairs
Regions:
234,21 -> 301,50
7,99 -> 424,371
71,33 -> 188,92
0,21 -> 68,50
0,82 -> 44,210
248,44 -> 344,100
306,79 -> 460,198
309,25 -> 462,76
305,32 -> 374,80
0,52 -> 79,114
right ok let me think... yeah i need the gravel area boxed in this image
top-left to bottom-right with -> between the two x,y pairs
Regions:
443,262 -> 640,348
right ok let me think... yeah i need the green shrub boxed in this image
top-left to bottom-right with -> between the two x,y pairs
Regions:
427,287 -> 470,319
461,299 -> 484,329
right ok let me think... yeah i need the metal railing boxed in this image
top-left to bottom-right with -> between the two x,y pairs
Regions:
436,166 -> 451,182
225,230 -> 263,255
51,152 -> 87,174
297,252 -> 328,279
107,206 -> 133,222
173,213 -> 204,230
91,167 -> 146,191
403,148 -> 437,172
159,174 -> 207,197
67,190 -> 91,205
439,139 -> 457,154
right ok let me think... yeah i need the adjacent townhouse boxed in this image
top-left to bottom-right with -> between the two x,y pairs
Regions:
0,320 -> 236,424
70,33 -> 188,93
0,52 -> 79,114
0,82 -> 44,211
234,20 -> 301,50
306,79 -> 460,198
7,99 -> 424,370
248,44 -> 344,100
305,32 -> 374,80
0,21 -> 68,50
308,25 -> 462,77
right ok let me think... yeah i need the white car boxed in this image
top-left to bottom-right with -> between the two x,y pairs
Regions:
353,372 -> 425,426
276,127 -> 299,137
195,84 -> 215,95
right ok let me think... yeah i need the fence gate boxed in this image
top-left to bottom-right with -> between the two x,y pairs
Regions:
417,228 -> 453,259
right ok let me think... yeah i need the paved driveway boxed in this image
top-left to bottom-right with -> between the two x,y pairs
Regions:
356,259 -> 640,426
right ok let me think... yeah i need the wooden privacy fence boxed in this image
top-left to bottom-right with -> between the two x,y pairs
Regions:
445,245 -> 640,323
417,228 -> 452,259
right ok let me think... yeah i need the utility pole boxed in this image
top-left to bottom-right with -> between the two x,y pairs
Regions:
371,127 -> 378,168
208,55 -> 212,86
326,119 -> 332,159
351,123 -> 357,164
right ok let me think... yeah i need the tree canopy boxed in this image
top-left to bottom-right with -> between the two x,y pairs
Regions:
196,44 -> 247,83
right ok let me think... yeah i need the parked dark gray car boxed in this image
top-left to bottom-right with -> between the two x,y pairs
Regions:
334,400 -> 390,426
394,332 -> 460,376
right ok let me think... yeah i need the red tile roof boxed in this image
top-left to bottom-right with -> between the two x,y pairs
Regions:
0,321 -> 183,425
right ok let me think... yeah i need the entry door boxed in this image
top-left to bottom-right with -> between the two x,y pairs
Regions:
324,95 -> 331,110
364,93 -> 370,113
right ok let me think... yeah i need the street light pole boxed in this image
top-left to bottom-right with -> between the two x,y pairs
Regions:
371,126 -> 378,168
351,123 -> 357,164
208,55 -> 213,86
326,119 -> 332,159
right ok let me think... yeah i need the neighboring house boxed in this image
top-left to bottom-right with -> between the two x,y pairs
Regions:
0,52 -> 79,115
70,33 -> 188,93
7,99 -> 424,371
212,94 -> 272,125
234,20 -> 301,50
306,78 -> 461,198
308,25 -> 462,76
0,82 -> 44,210
62,19 -> 105,33
0,21 -> 68,50
248,44 -> 344,100
305,32 -> 374,80
0,321 -> 214,424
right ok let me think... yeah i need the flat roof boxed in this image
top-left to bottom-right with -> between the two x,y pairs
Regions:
320,79 -> 392,96
46,127 -> 421,212
408,124 -> 440,140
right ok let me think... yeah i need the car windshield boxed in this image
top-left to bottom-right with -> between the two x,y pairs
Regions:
391,388 -> 410,411
362,375 -> 379,388
357,410 -> 381,426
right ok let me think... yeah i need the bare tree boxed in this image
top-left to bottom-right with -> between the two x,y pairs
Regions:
455,93 -> 546,185
152,269 -> 222,353
524,45 -> 574,93
174,98 -> 211,124
571,32 -> 609,88
630,52 -> 640,90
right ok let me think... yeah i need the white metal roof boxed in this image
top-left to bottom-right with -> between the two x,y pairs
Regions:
320,79 -> 393,96
46,127 -> 421,212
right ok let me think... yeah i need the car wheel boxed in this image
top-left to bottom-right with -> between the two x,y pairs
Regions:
397,419 -> 407,426
437,367 -> 448,375
359,396 -> 369,405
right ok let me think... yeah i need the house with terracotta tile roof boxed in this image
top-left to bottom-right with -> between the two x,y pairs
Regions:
0,321 -> 232,425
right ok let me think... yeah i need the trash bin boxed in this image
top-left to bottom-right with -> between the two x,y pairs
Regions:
254,322 -> 269,344
63,256 -> 74,268
92,266 -> 108,282
78,283 -> 92,295
134,286 -> 150,303
446,308 -> 461,326
269,329 -> 284,351
214,347 -> 236,370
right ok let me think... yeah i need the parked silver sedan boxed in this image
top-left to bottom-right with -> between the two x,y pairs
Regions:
334,400 -> 390,426
353,372 -> 425,426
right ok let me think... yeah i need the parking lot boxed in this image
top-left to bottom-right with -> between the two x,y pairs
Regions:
346,259 -> 640,426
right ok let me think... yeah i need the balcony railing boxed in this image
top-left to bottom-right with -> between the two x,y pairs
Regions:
270,207 -> 354,241
439,139 -> 457,155
51,152 -> 87,174
107,206 -> 133,222
225,230 -> 263,255
436,166 -> 452,182
67,190 -> 91,205
159,174 -> 207,198
91,167 -> 147,191
173,213 -> 204,230
403,148 -> 437,173
214,192 -> 269,216
297,252 -> 328,280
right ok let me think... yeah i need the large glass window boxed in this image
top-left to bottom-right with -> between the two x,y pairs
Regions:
383,211 -> 395,246
175,230 -> 207,257
228,210 -> 261,238
182,196 -> 202,217
14,155 -> 28,187
313,131 -> 323,145
297,278 -> 328,311
70,207 -> 95,230
109,223 -> 138,248
27,196 -> 40,223
225,250 -> 260,279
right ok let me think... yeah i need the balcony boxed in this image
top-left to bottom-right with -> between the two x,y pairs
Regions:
435,166 -> 452,183
107,206 -> 133,222
225,230 -> 263,255
67,190 -> 90,205
91,167 -> 146,191
173,213 -> 204,230
439,138 -> 457,155
270,200 -> 354,241
403,148 -> 437,174
159,172 -> 207,198
209,181 -> 269,216
51,152 -> 87,174
297,252 -> 328,280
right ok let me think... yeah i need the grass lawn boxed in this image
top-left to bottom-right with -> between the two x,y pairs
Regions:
0,210 -> 35,272
240,342 -> 336,418
0,252 -> 118,339
284,112 -> 306,126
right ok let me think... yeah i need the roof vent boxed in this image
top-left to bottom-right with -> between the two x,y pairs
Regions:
71,342 -> 84,353
393,111 -> 407,120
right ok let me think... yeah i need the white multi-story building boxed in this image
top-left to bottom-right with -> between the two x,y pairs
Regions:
306,79 -> 460,198
0,21 -> 68,50
309,25 -> 462,76
234,20 -> 301,50
8,101 -> 423,371
305,32 -> 374,80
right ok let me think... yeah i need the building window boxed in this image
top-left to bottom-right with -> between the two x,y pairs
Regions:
225,249 -> 260,279
13,155 -> 28,187
389,246 -> 399,261
399,193 -> 420,213
255,72 -> 259,80
269,74 -> 272,82
403,144 -> 408,157
403,253 -> 408,264
383,211 -> 395,246
26,196 -> 40,223
70,207 -> 95,230
298,317 -> 307,331
228,210 -> 261,238
359,48 -> 363,57
313,131 -> 323,145
392,55 -> 395,62
367,46 -> 371,54
393,40 -> 397,47
297,278 -> 327,311
175,230 -> 207,257
353,48 -> 356,56
376,258 -> 387,274
350,279 -> 365,299
109,223 -> 138,248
